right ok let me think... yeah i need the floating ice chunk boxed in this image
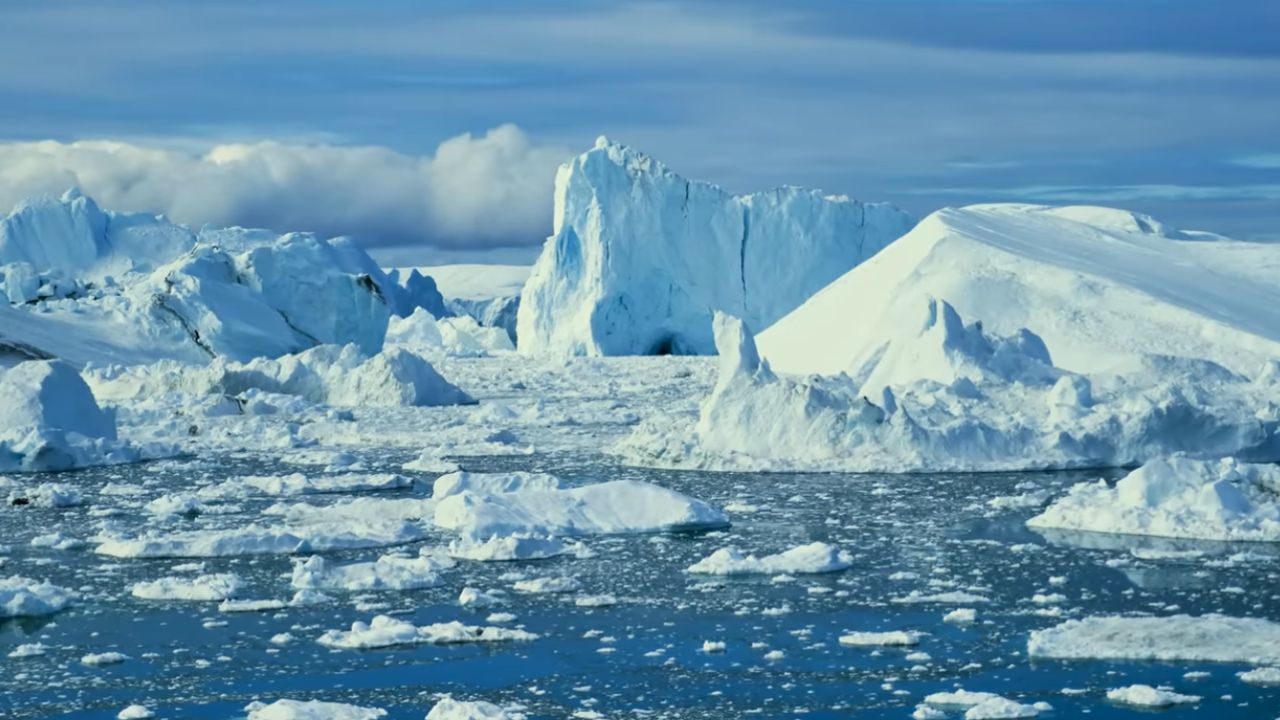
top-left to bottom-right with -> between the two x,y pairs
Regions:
458,587 -> 504,608
1028,614 -> 1280,665
219,599 -> 287,613
95,519 -> 425,558
923,690 -> 1000,708
943,608 -> 978,624
575,594 -> 617,608
892,591 -> 990,605
513,576 -> 581,594
290,553 -> 453,592
434,479 -> 728,538
244,699 -> 387,720
1238,667 -> 1280,685
1028,456 -> 1280,541
316,615 -> 537,649
403,451 -> 460,474
425,698 -> 517,720
130,573 -> 243,601
8,642 -> 48,658
701,640 -> 726,653
10,482 -> 85,508
1105,685 -> 1200,708
82,651 -> 129,666
206,472 -> 412,498
963,697 -> 1050,719
117,704 -> 154,719
447,535 -> 572,562
0,575 -> 74,617
838,630 -> 922,647
687,542 -> 852,575
144,493 -> 205,516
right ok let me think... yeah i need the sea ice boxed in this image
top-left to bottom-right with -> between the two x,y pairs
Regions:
687,542 -> 852,575
316,615 -> 538,649
0,575 -> 74,617
1028,614 -> 1280,665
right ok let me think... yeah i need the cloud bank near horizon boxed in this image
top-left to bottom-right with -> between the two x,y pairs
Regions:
0,125 -> 571,249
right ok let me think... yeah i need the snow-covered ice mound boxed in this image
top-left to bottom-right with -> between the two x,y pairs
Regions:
290,552 -> 454,591
0,359 -> 148,471
386,308 -> 514,357
517,137 -> 913,356
687,542 -> 852,575
1,190 -> 440,366
757,203 -> 1280,377
88,343 -> 474,410
1027,614 -> 1280,665
245,699 -> 387,720
618,305 -> 1280,473
130,573 -> 243,601
0,575 -> 74,617
434,478 -> 729,540
200,473 -> 411,498
316,615 -> 538,649
426,698 -> 517,720
1028,456 -> 1280,541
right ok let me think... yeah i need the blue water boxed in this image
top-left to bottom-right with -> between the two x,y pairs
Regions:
2,453 -> 1279,719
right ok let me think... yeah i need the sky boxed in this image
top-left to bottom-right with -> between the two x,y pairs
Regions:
1,0 -> 1277,264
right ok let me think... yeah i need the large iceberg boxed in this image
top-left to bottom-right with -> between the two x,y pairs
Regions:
0,191 -> 438,365
0,359 -> 145,471
516,137 -> 913,356
618,304 -> 1280,472
756,203 -> 1280,377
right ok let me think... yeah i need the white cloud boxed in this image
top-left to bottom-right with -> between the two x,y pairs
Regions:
0,125 -> 571,249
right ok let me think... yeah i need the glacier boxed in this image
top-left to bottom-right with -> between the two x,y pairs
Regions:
516,137 -> 913,356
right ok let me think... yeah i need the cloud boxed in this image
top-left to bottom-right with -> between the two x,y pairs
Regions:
911,184 -> 1280,203
0,125 -> 572,249
1230,154 -> 1280,169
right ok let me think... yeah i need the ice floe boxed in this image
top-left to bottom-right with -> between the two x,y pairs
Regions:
687,542 -> 852,575
1028,614 -> 1280,665
0,575 -> 74,617
130,573 -> 243,601
290,552 -> 454,592
95,519 -> 425,558
1028,455 -> 1280,541
316,615 -> 538,649
244,699 -> 387,720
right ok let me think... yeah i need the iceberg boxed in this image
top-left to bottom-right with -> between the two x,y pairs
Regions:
316,615 -> 537,649
618,304 -> 1280,473
516,137 -> 912,356
0,359 -> 145,472
1028,456 -> 1280,542
756,203 -> 1280,377
0,191 -> 441,366
244,699 -> 387,720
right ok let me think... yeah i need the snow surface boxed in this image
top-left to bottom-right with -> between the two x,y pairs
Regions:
386,308 -> 515,358
130,573 -> 242,601
620,304 -> 1280,472
290,552 -> 454,592
1027,614 -> 1280,665
1027,456 -> 1280,541
517,137 -> 913,356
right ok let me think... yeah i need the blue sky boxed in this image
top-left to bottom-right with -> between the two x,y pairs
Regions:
1,0 -> 1277,261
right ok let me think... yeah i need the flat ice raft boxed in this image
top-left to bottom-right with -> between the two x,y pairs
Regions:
1028,614 -> 1280,665
434,478 -> 729,539
95,520 -> 425,558
1028,456 -> 1280,542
